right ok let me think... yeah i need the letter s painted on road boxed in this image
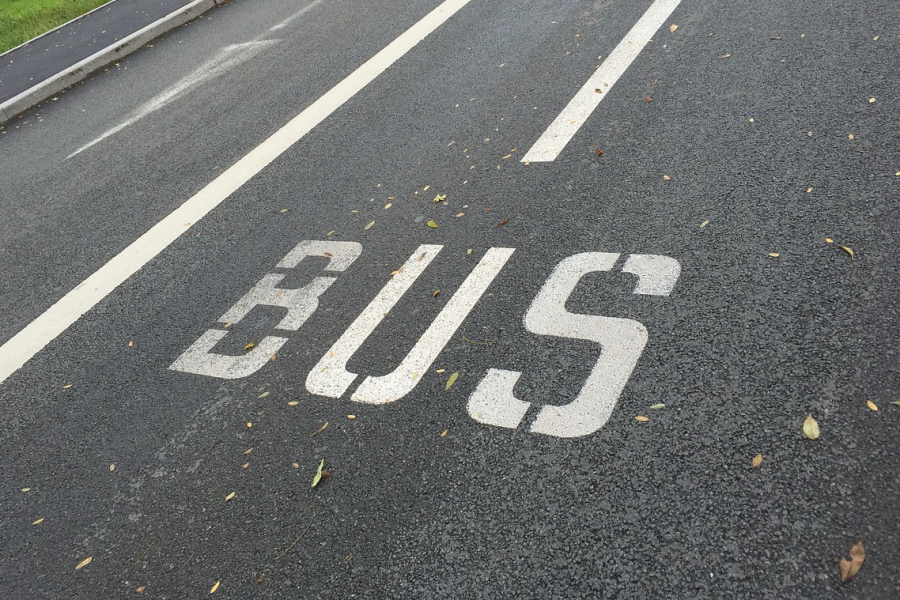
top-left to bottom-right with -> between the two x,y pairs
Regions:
466,253 -> 680,438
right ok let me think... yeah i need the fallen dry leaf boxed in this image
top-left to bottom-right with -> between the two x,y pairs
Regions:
847,134 -> 854,140
291,462 -> 299,469
244,342 -> 255,351
364,220 -> 375,230
645,95 -> 652,102
825,238 -> 833,244
867,400 -> 878,411
210,580 -> 221,594
287,401 -> 299,406
347,414 -> 356,419
311,422 -> 328,437
258,391 -> 270,399
663,174 -> 671,181
840,541 -> 866,583
650,403 -> 665,410
717,53 -> 732,59
136,586 -> 146,593
751,453 -> 763,468
594,148 -> 603,156
445,372 -> 459,391
242,462 -> 249,469
803,414 -> 820,440
246,422 -> 253,428
225,492 -> 236,502
427,220 -> 439,228
32,518 -> 44,525
432,289 -> 441,298
635,416 -> 649,422
62,384 -> 72,389
700,220 -> 709,228
769,253 -> 780,257
75,556 -> 93,570
669,23 -> 678,33
839,245 -> 855,259
440,429 -> 448,437
109,464 -> 115,472
244,447 -> 253,455
496,217 -> 510,228
434,194 -> 447,203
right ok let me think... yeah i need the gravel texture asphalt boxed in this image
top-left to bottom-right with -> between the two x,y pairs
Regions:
0,0 -> 898,597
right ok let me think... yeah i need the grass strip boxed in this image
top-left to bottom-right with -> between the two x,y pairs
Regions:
0,0 -> 111,54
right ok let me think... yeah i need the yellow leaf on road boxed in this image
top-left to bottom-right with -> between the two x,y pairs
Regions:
803,414 -> 820,440
364,221 -> 375,230
751,454 -> 763,467
225,492 -> 235,502
669,23 -> 678,32
445,372 -> 459,390
769,253 -> 780,257
867,400 -> 878,411
840,541 -> 865,583
440,429 -> 448,437
427,220 -> 439,228
700,220 -> 709,228
634,416 -> 649,422
75,556 -> 93,570
839,245 -> 855,259
287,401 -> 299,406
32,518 -> 44,525
210,580 -> 221,594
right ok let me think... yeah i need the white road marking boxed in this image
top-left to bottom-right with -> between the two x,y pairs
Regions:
270,0 -> 324,31
306,245 -> 442,399
521,0 -> 684,162
67,40 -> 280,159
169,240 -> 361,379
468,253 -> 680,438
0,0 -> 479,386
351,247 -> 514,404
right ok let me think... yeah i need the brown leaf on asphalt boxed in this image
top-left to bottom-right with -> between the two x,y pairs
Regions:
867,400 -> 878,411
364,220 -> 375,230
225,492 -> 236,502
803,414 -> 820,440
136,586 -> 146,593
210,580 -> 221,594
496,217 -> 510,228
825,238 -> 833,244
769,253 -> 780,258
645,95 -> 652,102
75,556 -> 93,570
32,518 -> 44,525
839,245 -> 855,259
635,416 -> 649,422
847,134 -> 854,140
594,148 -> 603,156
347,414 -> 356,419
242,462 -> 249,469
751,454 -> 763,468
311,422 -> 328,437
669,23 -> 678,33
244,447 -> 253,455
840,541 -> 865,582
62,384 -> 72,389
663,174 -> 671,181
287,401 -> 299,406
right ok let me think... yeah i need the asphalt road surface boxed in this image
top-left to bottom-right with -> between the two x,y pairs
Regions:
1,0 -> 899,597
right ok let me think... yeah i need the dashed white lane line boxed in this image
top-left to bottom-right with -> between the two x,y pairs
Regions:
0,0 -> 477,386
68,40 -> 281,159
521,0 -> 683,163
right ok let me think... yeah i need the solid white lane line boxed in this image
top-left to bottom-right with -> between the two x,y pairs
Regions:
521,0 -> 683,163
68,40 -> 280,159
0,0 -> 476,386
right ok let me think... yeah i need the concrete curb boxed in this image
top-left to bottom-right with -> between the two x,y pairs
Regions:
0,0 -> 223,126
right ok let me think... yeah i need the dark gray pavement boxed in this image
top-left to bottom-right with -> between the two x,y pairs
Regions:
0,0 -> 200,103
0,0 -> 898,598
